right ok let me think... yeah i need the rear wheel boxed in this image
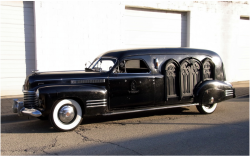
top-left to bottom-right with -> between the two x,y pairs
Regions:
50,99 -> 83,131
196,103 -> 217,114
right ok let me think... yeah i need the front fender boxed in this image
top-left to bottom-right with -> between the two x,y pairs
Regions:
37,84 -> 108,116
194,80 -> 235,104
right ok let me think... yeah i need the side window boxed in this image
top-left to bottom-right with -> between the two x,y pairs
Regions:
125,59 -> 150,73
114,59 -> 150,73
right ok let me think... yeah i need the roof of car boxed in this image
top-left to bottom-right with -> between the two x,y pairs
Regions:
101,47 -> 218,59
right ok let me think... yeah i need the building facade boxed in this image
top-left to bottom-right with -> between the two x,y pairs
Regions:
1,1 -> 249,96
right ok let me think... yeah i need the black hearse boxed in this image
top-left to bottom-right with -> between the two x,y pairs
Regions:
13,48 -> 235,131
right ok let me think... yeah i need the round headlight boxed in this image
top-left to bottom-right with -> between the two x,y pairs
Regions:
36,89 -> 39,98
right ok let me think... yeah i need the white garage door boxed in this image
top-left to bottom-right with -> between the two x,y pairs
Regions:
236,17 -> 250,81
122,7 -> 188,49
1,1 -> 35,96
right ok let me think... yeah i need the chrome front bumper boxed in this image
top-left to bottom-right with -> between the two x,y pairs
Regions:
12,99 -> 42,117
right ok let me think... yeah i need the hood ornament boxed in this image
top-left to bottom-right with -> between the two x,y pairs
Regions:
32,70 -> 39,75
32,70 -> 39,73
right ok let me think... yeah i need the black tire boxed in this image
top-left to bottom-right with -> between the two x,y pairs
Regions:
50,99 -> 83,132
196,103 -> 218,114
37,116 -> 49,120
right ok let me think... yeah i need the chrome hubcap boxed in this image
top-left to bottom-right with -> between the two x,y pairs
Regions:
58,105 -> 75,123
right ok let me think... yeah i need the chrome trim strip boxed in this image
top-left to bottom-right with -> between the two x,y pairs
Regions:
71,79 -> 105,84
225,90 -> 234,96
32,77 -> 108,83
103,103 -> 199,116
109,75 -> 155,79
86,104 -> 107,108
86,99 -> 108,107
22,90 -> 35,93
87,102 -> 107,105
86,99 -> 107,102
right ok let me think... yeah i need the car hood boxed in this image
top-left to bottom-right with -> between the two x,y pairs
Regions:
24,70 -> 109,90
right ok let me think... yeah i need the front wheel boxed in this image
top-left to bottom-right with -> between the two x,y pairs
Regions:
50,99 -> 83,131
196,103 -> 217,114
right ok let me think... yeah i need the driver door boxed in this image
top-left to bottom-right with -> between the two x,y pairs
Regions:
109,57 -> 154,109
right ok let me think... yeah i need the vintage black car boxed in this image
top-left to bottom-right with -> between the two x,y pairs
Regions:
13,48 -> 235,131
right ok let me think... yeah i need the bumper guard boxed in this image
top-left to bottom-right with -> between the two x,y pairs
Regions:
12,99 -> 42,117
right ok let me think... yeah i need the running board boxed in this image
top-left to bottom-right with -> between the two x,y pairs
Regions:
103,103 -> 199,116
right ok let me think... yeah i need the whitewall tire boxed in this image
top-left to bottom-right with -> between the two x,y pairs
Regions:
50,99 -> 83,131
196,103 -> 217,114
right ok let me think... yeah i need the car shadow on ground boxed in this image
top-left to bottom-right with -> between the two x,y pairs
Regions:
1,106 -> 198,133
81,106 -> 199,125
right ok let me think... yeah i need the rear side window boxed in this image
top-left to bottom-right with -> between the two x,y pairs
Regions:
115,59 -> 150,73
125,60 -> 150,73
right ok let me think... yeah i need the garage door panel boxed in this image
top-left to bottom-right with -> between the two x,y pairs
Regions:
1,5 -> 33,15
124,30 -> 186,45
0,17 -> 34,25
1,23 -> 34,32
1,64 -> 27,70
1,36 -> 34,42
1,1 -> 35,96
1,42 -> 35,52
1,53 -> 35,60
1,78 -> 25,86
1,31 -> 34,38
124,16 -> 186,32
0,49 -> 35,56
123,8 -> 187,48
1,1 -> 33,7
1,59 -> 35,66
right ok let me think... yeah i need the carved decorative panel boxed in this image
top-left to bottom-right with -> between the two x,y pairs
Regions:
203,61 -> 212,80
165,63 -> 176,96
181,61 -> 191,94
180,59 -> 201,97
192,61 -> 201,87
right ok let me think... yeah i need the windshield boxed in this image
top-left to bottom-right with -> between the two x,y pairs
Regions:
88,57 -> 117,72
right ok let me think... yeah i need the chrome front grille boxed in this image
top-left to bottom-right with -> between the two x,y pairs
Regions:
225,90 -> 234,97
23,91 -> 38,108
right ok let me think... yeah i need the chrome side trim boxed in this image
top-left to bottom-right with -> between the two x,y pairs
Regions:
103,103 -> 199,116
86,99 -> 107,108
71,79 -> 105,84
87,102 -> 107,105
86,99 -> 107,102
225,90 -> 233,96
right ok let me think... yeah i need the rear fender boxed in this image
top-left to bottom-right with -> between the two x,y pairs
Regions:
194,80 -> 234,104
